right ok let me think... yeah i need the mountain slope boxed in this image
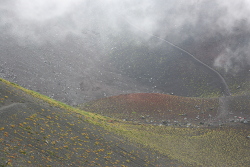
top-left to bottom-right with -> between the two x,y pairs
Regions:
1,78 -> 250,166
0,78 -> 182,167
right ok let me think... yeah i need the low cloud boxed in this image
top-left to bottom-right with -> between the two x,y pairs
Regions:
1,0 -> 250,73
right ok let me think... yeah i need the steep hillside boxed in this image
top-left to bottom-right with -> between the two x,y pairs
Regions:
1,31 -> 250,106
1,80 -> 250,166
0,35 -> 158,106
1,0 -> 250,106
108,36 -> 226,97
0,78 -> 183,166
1,26 -> 250,105
106,23 -> 250,98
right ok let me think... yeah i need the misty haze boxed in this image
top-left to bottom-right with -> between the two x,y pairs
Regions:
1,0 -> 250,104
0,0 -> 250,166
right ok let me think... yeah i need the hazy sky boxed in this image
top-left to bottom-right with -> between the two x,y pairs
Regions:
1,0 -> 250,73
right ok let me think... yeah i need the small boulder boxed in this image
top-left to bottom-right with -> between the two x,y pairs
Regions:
229,119 -> 234,122
162,120 -> 168,125
107,120 -> 114,123
234,119 -> 240,123
243,120 -> 249,124
240,118 -> 245,123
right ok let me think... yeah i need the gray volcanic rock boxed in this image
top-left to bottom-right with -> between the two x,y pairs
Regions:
0,35 -> 157,105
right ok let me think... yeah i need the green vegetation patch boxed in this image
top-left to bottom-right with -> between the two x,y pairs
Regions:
105,122 -> 250,167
